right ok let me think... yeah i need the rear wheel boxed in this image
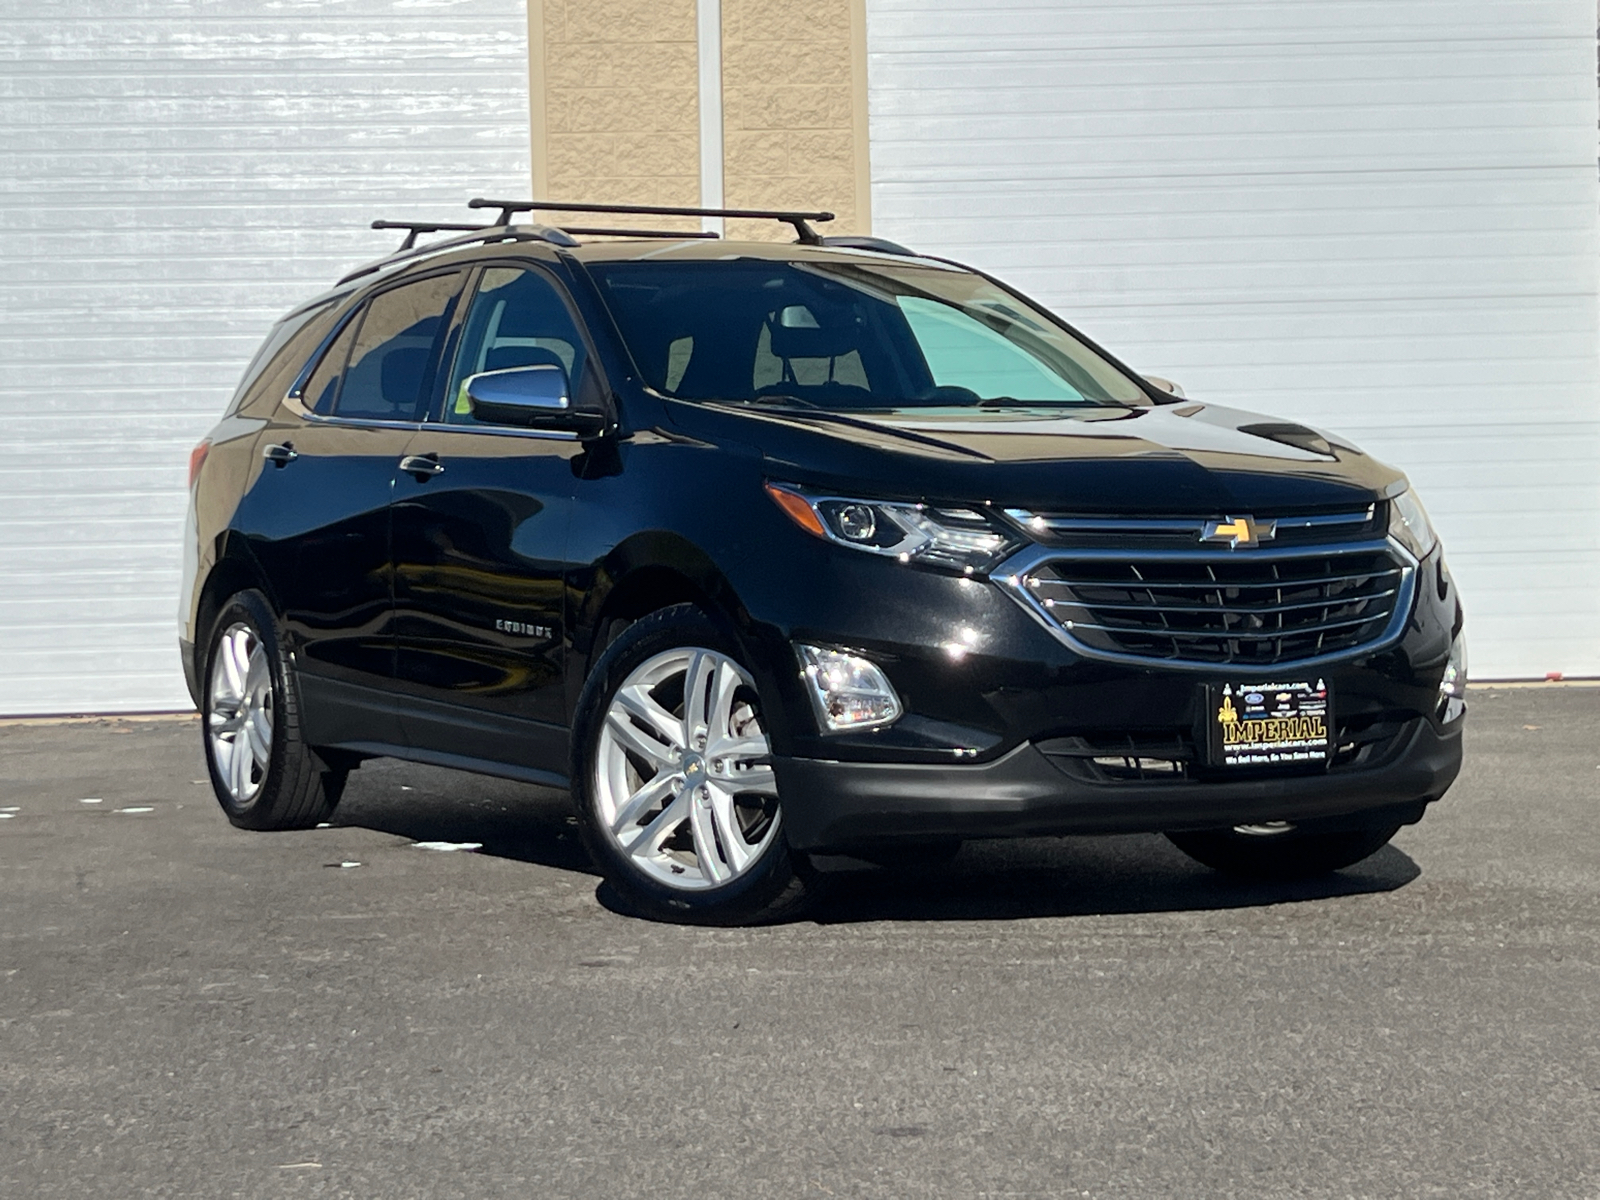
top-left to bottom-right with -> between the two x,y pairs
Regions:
1165,821 -> 1399,879
571,605 -> 813,924
201,589 -> 346,831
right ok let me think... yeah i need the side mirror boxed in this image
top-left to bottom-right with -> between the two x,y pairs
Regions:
463,365 -> 605,435
1143,375 -> 1185,398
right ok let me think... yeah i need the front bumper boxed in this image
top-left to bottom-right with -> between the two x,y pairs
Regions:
775,715 -> 1461,852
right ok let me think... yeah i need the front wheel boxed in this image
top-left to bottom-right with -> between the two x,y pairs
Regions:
1165,821 -> 1400,879
571,605 -> 813,924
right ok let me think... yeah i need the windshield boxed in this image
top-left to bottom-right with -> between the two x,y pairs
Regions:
586,258 -> 1147,410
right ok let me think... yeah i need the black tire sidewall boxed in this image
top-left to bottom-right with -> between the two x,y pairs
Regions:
570,605 -> 801,923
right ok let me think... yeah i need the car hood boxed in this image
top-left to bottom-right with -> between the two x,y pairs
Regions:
663,400 -> 1405,514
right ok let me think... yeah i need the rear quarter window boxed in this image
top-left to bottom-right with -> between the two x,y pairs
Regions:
228,297 -> 346,418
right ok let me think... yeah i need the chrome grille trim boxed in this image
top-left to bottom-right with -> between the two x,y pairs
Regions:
1005,506 -> 1376,540
995,537 -> 1418,671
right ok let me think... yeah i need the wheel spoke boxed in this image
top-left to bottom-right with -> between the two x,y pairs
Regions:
710,733 -> 767,765
610,770 -> 680,835
708,787 -> 754,875
613,684 -> 685,754
605,709 -> 678,771
226,632 -> 251,699
230,728 -> 252,797
626,792 -> 689,859
682,651 -> 714,736
243,707 -> 271,766
688,792 -> 730,884
726,763 -> 776,795
706,659 -> 742,741
209,709 -> 244,736
244,644 -> 269,697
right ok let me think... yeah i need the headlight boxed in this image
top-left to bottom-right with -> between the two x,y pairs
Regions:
1388,487 -> 1438,560
766,482 -> 1016,574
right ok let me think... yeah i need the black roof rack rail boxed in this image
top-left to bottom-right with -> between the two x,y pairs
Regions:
337,223 -> 580,286
560,226 -> 720,240
817,235 -> 917,256
469,198 -> 836,244
371,220 -> 491,251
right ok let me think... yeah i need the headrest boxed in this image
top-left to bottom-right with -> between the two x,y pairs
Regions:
380,346 -> 430,410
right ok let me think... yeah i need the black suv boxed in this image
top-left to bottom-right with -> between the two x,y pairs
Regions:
181,199 -> 1466,923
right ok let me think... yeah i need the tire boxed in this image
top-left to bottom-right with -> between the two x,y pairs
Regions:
200,589 -> 347,831
1165,821 -> 1400,879
570,604 -> 813,925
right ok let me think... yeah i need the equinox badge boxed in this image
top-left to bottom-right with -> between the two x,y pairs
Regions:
1201,515 -> 1276,548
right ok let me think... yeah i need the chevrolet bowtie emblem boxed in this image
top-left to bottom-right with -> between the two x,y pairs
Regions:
1201,515 -> 1276,548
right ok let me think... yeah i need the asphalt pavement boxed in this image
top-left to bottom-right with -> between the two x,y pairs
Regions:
1,686 -> 1596,1199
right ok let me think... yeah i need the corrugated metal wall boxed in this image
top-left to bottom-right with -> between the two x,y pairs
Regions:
0,1 -> 530,715
867,0 -> 1600,679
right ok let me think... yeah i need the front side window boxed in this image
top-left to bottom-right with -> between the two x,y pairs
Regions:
588,258 -> 1146,410
313,273 -> 461,421
441,266 -> 590,425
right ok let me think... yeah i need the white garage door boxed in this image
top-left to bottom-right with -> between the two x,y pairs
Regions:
0,2 -> 530,715
867,0 -> 1600,679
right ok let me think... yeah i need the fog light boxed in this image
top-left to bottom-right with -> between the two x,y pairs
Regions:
1439,635 -> 1467,723
797,645 -> 902,732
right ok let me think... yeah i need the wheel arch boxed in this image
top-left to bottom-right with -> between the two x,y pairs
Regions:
570,532 -> 756,706
194,533 -> 278,664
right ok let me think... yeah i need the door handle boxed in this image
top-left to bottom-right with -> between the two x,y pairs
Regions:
399,453 -> 445,480
262,442 -> 298,466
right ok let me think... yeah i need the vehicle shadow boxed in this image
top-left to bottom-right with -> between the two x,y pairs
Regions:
806,835 -> 1420,923
335,759 -> 1421,922
334,762 -> 598,876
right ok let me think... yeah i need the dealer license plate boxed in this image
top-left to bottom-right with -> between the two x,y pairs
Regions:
1206,679 -> 1332,768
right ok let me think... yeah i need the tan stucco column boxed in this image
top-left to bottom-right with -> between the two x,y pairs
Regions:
528,0 -> 869,236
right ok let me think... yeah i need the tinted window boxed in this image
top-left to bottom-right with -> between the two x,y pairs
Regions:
334,274 -> 460,421
302,316 -> 359,416
229,297 -> 340,415
589,259 -> 1145,409
441,267 -> 589,425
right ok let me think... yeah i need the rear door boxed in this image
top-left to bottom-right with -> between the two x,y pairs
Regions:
389,261 -> 601,779
235,269 -> 464,746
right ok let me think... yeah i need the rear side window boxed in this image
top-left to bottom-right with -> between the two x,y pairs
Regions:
300,273 -> 462,421
303,317 -> 359,415
335,274 -> 461,421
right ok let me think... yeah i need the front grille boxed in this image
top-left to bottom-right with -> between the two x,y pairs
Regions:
1015,543 -> 1410,667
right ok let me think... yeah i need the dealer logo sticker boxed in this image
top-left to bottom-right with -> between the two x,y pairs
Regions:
1211,679 -> 1331,767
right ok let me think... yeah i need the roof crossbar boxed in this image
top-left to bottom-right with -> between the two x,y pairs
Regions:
371,220 -> 491,251
469,198 -> 836,244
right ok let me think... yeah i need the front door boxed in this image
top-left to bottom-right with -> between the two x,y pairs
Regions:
389,263 -> 597,779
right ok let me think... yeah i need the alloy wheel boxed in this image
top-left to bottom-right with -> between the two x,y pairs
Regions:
208,622 -> 274,805
593,647 -> 780,890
